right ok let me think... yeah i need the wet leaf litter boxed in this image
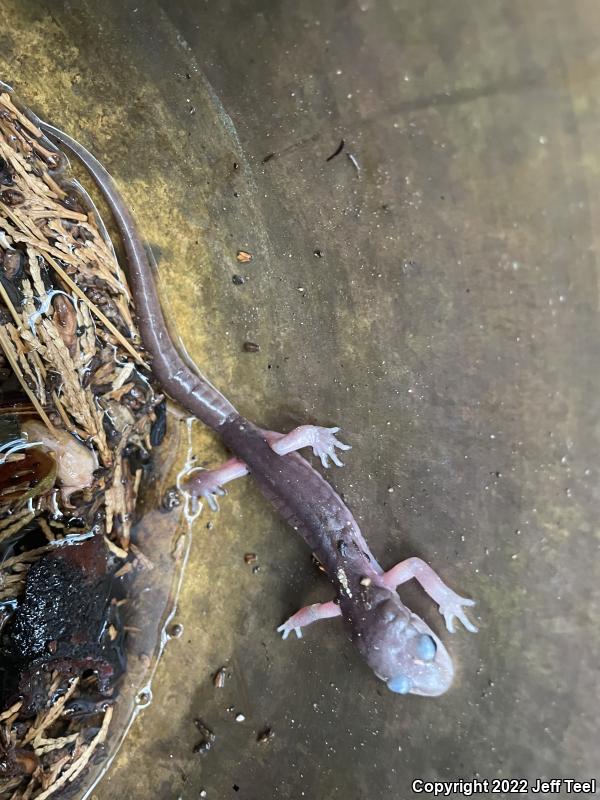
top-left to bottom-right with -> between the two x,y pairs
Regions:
0,90 -> 170,799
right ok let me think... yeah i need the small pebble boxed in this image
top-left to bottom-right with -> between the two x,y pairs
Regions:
360,577 -> 372,587
257,727 -> 274,743
161,486 -> 182,512
244,553 -> 257,564
232,274 -> 246,285
169,622 -> 184,638
235,713 -> 245,722
213,667 -> 227,689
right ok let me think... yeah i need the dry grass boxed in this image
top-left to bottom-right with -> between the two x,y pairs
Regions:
0,90 -> 166,798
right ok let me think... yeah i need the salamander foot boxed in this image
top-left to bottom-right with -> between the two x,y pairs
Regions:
268,424 -> 351,466
277,600 -> 342,640
277,620 -> 303,640
182,469 -> 227,512
439,594 -> 478,634
311,426 -> 352,468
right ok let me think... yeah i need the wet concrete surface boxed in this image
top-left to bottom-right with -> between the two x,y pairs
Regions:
1,0 -> 600,797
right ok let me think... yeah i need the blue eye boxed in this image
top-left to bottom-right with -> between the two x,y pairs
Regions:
388,674 -> 412,694
416,634 -> 437,661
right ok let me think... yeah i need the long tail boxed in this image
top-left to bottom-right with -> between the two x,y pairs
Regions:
39,122 -> 236,430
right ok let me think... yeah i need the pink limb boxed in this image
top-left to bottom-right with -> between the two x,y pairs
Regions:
277,600 -> 341,640
182,458 -> 248,511
382,557 -> 478,634
182,425 -> 351,512
267,425 -> 351,468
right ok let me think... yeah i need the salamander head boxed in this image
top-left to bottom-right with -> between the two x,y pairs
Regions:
351,585 -> 454,697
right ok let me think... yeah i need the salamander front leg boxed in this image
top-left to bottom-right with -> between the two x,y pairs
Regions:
267,425 -> 351,467
277,600 -> 341,640
382,557 -> 478,633
182,458 -> 249,512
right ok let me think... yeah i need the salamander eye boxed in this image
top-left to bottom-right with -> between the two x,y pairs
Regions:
387,674 -> 412,694
416,633 -> 437,661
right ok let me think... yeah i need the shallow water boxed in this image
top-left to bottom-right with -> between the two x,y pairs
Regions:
1,0 -> 599,797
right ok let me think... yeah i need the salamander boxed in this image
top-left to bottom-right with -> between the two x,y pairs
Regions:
37,119 -> 477,696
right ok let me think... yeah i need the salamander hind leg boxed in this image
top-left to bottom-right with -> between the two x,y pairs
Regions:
268,425 -> 351,467
382,557 -> 478,634
277,600 -> 341,639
